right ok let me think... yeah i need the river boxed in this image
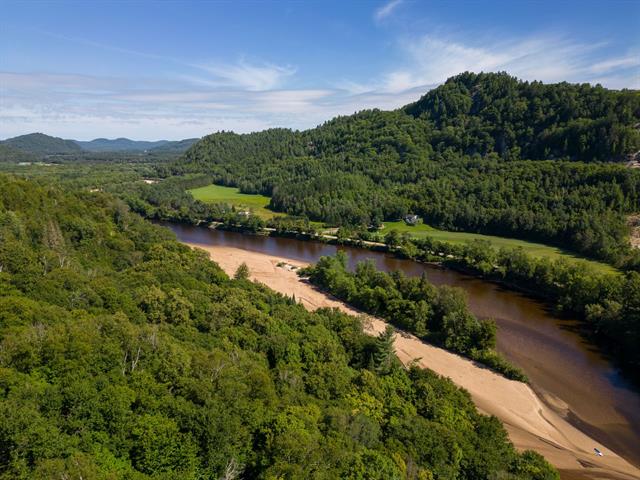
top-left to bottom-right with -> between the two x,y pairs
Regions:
164,222 -> 640,469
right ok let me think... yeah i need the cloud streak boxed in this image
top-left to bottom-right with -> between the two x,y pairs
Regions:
358,33 -> 640,94
374,0 -> 403,21
191,60 -> 297,91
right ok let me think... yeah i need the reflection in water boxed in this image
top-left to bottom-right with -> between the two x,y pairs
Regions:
163,222 -> 640,466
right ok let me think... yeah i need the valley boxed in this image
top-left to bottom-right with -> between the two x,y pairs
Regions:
1,27 -> 639,477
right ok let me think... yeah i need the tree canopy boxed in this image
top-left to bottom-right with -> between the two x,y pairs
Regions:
0,174 -> 558,479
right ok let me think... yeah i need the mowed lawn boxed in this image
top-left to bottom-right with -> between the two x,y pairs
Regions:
383,221 -> 617,275
188,183 -> 284,220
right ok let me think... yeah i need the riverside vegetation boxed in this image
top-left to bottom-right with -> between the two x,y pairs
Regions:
301,253 -> 527,381
94,165 -> 640,385
0,174 -> 559,479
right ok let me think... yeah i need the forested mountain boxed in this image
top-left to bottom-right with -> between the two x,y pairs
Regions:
75,137 -> 170,152
404,72 -> 640,162
76,137 -> 198,153
1,134 -> 198,157
2,133 -> 83,156
0,174 -> 557,479
170,73 -> 640,266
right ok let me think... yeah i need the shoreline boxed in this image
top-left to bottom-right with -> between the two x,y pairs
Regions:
185,240 -> 640,480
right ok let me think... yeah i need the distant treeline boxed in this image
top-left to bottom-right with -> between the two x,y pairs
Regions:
167,72 -> 640,268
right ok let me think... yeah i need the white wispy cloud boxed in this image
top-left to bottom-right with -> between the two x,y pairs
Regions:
0,71 -> 335,139
30,29 -> 298,93
588,54 -> 640,75
379,33 -> 640,91
374,0 -> 403,21
191,60 -> 296,91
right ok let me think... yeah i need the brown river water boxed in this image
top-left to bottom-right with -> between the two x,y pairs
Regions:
163,222 -> 640,469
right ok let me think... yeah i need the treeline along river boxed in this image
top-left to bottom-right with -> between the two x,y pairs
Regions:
162,222 -> 640,469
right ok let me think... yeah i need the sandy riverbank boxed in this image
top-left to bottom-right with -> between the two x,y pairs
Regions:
186,241 -> 640,480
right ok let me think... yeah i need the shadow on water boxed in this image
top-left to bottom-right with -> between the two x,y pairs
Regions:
160,222 -> 640,468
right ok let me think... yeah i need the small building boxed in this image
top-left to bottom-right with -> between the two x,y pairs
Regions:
404,214 -> 420,225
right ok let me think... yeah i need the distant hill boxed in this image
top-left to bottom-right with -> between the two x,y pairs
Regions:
149,138 -> 199,153
0,134 -> 199,157
2,133 -> 83,156
75,137 -> 169,152
75,137 -> 198,153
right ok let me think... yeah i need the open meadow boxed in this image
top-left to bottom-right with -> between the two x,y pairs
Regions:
189,183 -> 283,220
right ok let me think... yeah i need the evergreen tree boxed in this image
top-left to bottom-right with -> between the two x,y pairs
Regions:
374,325 -> 396,374
234,262 -> 250,280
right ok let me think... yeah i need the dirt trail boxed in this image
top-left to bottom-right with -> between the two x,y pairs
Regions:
187,241 -> 640,480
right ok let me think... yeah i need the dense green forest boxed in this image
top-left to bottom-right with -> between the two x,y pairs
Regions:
403,72 -> 640,161
5,128 -> 637,383
0,174 -> 558,479
0,145 -> 37,163
302,253 -> 526,381
169,72 -> 640,267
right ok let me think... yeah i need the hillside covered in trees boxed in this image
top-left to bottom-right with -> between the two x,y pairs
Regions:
403,72 -> 640,162
2,133 -> 83,156
170,73 -> 640,267
0,144 -> 37,163
0,174 -> 558,479
75,137 -> 199,153
0,133 -> 198,158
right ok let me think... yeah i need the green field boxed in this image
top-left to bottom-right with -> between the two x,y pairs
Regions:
188,183 -> 284,220
383,221 -> 617,274
189,184 -> 616,274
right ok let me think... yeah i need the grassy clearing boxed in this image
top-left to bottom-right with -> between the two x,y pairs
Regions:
188,184 -> 617,275
383,221 -> 617,275
188,183 -> 284,220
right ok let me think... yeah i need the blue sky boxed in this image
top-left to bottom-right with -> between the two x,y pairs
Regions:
1,0 -> 639,140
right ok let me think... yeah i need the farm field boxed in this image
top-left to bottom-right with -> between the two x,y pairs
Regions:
382,221 -> 617,274
188,183 -> 284,220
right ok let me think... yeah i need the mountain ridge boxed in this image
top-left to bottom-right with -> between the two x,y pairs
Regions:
1,133 -> 199,156
2,132 -> 83,156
